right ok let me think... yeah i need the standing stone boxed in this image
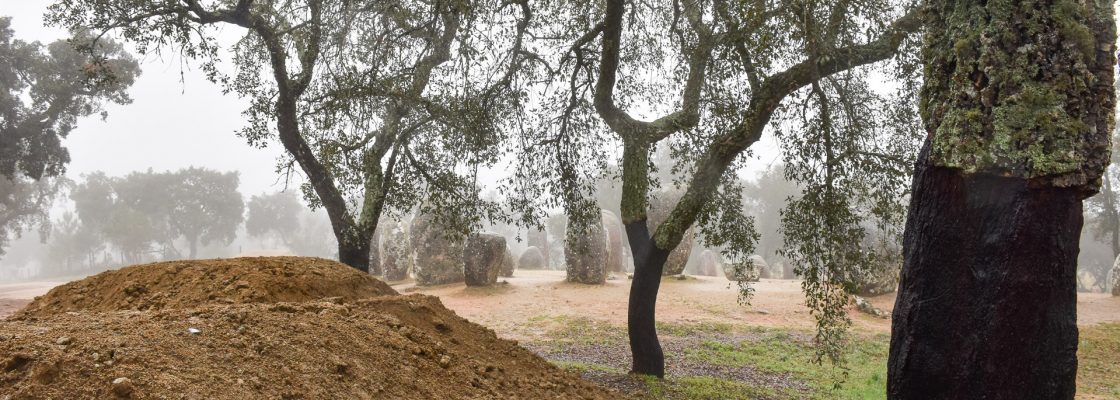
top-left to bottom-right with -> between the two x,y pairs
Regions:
695,250 -> 721,276
368,224 -> 382,276
648,190 -> 695,275
602,210 -> 626,273
464,233 -> 505,286
1112,256 -> 1120,296
381,222 -> 411,281
410,214 -> 465,286
565,222 -> 609,284
723,255 -> 762,282
527,228 -> 549,270
499,246 -> 515,277
518,246 -> 546,270
751,255 -> 771,279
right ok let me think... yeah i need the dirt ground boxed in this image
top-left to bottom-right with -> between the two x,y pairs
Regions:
394,270 -> 1120,339
6,270 -> 1118,332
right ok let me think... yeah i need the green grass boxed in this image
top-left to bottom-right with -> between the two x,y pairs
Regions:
655,320 -> 735,336
643,376 -> 780,400
1078,323 -> 1120,398
542,316 -> 1120,400
684,329 -> 889,400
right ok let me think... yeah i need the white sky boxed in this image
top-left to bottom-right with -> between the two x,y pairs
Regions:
6,2 -> 291,197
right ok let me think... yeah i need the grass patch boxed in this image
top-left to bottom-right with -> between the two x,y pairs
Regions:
639,376 -> 780,400
535,314 -> 627,345
1078,323 -> 1120,398
656,320 -> 734,336
685,329 -> 889,400
554,360 -> 623,374
539,317 -> 1120,399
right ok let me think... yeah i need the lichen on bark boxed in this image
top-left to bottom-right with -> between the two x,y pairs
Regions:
922,0 -> 1116,191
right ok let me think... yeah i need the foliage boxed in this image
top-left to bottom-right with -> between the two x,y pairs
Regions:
0,16 -> 138,181
507,0 -> 924,370
0,16 -> 138,258
245,191 -> 303,247
45,0 -> 536,269
0,175 -> 67,257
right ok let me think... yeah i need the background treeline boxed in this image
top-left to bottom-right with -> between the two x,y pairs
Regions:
3,158 -> 1117,294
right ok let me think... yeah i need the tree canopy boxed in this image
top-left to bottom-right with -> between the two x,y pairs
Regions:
0,16 -> 139,257
46,0 -> 536,271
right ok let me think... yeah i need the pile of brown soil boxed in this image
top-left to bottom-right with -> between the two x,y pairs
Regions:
1,257 -> 616,399
13,257 -> 396,319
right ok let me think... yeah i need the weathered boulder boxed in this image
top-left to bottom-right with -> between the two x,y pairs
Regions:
368,225 -> 382,275
527,228 -> 550,269
723,255 -> 762,282
464,233 -> 506,286
1112,256 -> 1120,296
410,214 -> 465,286
565,222 -> 609,284
853,295 -> 891,319
694,250 -> 721,276
751,255 -> 772,279
499,247 -> 515,277
381,222 -> 411,281
602,210 -> 626,273
518,247 -> 546,270
779,262 -> 797,279
648,190 -> 694,275
846,256 -> 900,296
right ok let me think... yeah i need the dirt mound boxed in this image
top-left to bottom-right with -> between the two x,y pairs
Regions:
0,295 -> 615,399
14,257 -> 396,319
1,257 -> 617,398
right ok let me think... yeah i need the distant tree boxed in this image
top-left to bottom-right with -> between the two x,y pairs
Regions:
0,176 -> 66,257
71,169 -> 245,263
44,211 -> 102,273
245,191 -> 338,258
888,1 -> 1116,398
0,16 -> 138,257
245,191 -> 304,249
167,168 -> 244,259
741,165 -> 800,269
48,0 -> 535,272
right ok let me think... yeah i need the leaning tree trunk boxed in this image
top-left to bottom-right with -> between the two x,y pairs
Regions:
625,221 -> 671,378
888,1 -> 1115,398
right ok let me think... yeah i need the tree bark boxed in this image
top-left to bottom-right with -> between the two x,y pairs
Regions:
888,146 -> 1081,399
337,235 -> 371,273
625,220 -> 671,377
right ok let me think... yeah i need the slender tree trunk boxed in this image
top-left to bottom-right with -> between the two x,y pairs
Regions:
625,220 -> 671,378
888,146 -> 1081,399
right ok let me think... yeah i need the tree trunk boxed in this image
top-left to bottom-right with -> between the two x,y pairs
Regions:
887,147 -> 1081,399
625,220 -> 671,377
338,236 -> 371,273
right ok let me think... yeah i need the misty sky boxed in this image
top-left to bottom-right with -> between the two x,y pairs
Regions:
6,2 -> 290,197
